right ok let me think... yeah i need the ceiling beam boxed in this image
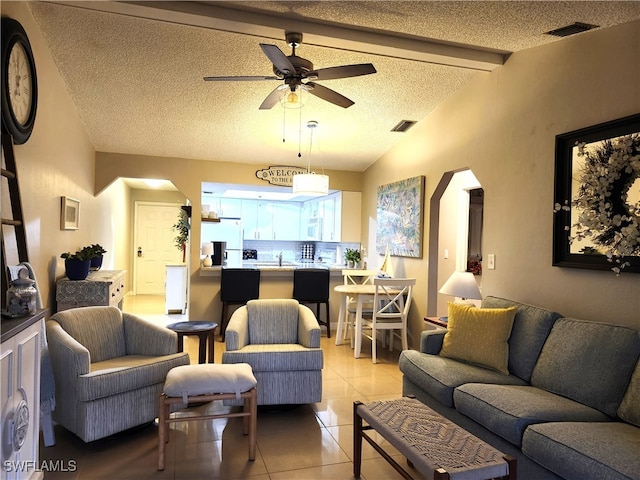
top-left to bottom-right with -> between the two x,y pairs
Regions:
49,1 -> 508,71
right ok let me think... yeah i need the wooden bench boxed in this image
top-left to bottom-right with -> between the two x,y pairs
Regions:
354,397 -> 516,480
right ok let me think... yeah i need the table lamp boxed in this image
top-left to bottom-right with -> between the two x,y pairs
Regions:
201,242 -> 213,267
439,271 -> 482,303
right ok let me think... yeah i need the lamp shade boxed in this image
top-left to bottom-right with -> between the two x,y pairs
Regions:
201,243 -> 214,256
439,271 -> 482,300
293,173 -> 329,196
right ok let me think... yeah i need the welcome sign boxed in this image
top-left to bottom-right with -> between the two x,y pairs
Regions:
255,166 -> 307,186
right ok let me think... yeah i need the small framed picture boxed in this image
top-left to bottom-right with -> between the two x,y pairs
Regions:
60,196 -> 80,230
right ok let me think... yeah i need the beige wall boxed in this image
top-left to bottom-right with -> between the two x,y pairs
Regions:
1,3 -> 129,310
363,20 -> 640,339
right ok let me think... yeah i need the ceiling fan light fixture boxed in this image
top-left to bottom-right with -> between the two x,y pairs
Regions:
279,85 -> 304,109
292,173 -> 329,196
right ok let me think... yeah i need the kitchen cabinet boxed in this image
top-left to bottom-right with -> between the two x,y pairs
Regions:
242,200 -> 272,240
201,197 -> 242,218
243,200 -> 301,240
1,312 -> 45,480
220,198 -> 242,218
272,202 -> 301,240
320,192 -> 339,241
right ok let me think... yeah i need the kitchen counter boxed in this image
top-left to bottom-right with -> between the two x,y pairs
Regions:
199,262 -> 348,277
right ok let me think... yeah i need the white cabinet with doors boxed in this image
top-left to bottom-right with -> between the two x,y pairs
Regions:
271,201 -> 301,240
1,314 -> 45,480
241,200 -> 272,240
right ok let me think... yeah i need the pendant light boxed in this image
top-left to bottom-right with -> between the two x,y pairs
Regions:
293,120 -> 329,196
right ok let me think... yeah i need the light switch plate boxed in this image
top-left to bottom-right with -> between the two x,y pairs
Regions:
487,254 -> 496,270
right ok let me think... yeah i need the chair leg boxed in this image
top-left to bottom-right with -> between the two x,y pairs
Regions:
158,394 -> 167,471
372,327 -> 377,364
248,388 -> 257,461
325,301 -> 331,338
220,303 -> 228,342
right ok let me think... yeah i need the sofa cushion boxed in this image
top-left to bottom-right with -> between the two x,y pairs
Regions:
530,318 -> 640,417
398,349 -> 527,408
77,352 -> 190,402
440,303 -> 517,374
247,299 -> 300,344
222,344 -> 324,372
522,421 -> 640,480
481,296 -> 561,382
454,384 -> 611,447
618,359 -> 640,427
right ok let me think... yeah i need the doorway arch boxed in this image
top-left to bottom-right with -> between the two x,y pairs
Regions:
427,169 -> 482,316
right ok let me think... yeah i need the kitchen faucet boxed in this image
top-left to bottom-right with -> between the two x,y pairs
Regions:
278,251 -> 283,267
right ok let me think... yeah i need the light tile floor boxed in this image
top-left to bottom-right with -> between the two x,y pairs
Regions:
40,295 -> 427,479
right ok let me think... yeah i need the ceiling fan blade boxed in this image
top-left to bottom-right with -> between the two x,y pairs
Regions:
203,75 -> 280,81
306,82 -> 354,108
259,86 -> 283,110
260,44 -> 295,75
309,63 -> 376,81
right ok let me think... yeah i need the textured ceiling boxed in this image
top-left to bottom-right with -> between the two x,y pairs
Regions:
30,1 -> 640,173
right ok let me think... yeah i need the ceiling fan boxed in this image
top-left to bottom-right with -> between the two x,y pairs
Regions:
203,32 -> 376,109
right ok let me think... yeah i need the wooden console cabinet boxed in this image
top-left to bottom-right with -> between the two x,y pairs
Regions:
1,310 -> 47,480
56,270 -> 126,312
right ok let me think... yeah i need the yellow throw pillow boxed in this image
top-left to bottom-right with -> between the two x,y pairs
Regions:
439,303 -> 517,374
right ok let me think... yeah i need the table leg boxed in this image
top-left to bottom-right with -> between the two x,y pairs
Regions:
198,333 -> 207,364
176,333 -> 185,353
208,331 -> 215,363
335,293 -> 346,346
354,295 -> 364,358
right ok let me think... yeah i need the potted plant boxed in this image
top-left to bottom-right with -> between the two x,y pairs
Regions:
83,244 -> 107,270
173,208 -> 190,263
61,250 -> 92,280
345,248 -> 361,268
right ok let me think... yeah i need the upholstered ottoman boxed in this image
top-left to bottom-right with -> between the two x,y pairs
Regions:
157,363 -> 257,470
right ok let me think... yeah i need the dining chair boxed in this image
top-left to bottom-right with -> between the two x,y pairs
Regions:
220,268 -> 260,341
293,268 -> 331,337
357,277 -> 416,363
341,269 -> 377,343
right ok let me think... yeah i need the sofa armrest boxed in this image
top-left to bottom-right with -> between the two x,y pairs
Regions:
46,320 -> 91,377
226,306 -> 249,351
298,305 -> 321,348
123,313 -> 177,355
420,330 -> 446,354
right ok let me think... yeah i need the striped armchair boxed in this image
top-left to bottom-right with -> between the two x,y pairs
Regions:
46,306 -> 190,442
223,299 -> 324,405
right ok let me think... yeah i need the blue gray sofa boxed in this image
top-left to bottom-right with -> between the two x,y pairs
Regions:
399,296 -> 640,480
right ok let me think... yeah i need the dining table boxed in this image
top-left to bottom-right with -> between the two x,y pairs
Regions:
334,283 -> 401,358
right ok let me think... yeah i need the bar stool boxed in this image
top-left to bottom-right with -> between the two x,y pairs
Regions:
220,268 -> 260,342
293,268 -> 331,337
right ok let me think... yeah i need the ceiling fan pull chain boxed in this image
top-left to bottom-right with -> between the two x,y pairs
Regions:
282,106 -> 286,143
297,106 -> 303,158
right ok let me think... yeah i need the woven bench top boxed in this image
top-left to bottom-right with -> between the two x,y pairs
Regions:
357,397 -> 509,479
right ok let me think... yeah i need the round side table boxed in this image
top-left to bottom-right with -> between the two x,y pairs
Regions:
167,321 -> 218,364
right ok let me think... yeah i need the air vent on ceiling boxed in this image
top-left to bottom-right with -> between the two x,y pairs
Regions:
545,22 -> 599,37
391,120 -> 417,133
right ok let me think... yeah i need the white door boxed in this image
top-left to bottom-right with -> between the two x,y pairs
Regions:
134,202 -> 184,295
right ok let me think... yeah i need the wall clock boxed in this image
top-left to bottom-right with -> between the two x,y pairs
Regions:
1,18 -> 38,145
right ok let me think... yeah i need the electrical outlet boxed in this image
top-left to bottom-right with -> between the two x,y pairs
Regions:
487,254 -> 496,270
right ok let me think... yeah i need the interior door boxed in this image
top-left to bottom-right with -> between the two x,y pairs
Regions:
134,202 -> 183,295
